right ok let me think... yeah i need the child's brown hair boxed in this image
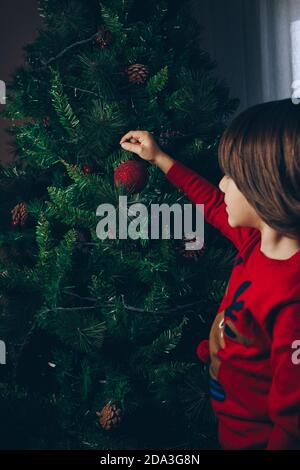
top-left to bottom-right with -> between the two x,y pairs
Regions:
218,98 -> 300,239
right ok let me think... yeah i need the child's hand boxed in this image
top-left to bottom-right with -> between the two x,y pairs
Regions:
119,130 -> 163,163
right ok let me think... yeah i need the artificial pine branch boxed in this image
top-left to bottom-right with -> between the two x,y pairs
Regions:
36,32 -> 99,71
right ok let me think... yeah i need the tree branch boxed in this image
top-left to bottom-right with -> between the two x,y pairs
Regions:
36,32 -> 99,71
120,293 -> 205,320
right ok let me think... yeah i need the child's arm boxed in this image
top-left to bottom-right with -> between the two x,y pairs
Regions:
120,130 -> 258,251
267,302 -> 300,450
164,159 -> 257,251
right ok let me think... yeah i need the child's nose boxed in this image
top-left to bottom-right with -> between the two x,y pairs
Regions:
219,175 -> 230,193
219,176 -> 226,193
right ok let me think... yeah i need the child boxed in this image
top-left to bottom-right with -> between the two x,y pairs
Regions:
119,98 -> 300,450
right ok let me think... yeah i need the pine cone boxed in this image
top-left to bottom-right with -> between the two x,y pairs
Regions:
176,234 -> 206,261
126,64 -> 149,84
96,402 -> 122,431
11,202 -> 28,227
95,25 -> 113,48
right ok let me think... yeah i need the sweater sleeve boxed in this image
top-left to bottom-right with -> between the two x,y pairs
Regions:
165,160 -> 257,250
266,302 -> 300,450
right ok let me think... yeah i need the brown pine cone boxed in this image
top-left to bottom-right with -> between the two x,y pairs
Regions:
11,202 -> 28,227
96,402 -> 122,431
126,64 -> 149,84
95,25 -> 113,48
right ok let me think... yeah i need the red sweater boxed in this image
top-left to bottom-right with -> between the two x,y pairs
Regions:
165,160 -> 300,450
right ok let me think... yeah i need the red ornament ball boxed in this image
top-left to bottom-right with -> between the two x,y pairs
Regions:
43,116 -> 50,128
196,339 -> 210,364
114,160 -> 148,193
82,165 -> 93,174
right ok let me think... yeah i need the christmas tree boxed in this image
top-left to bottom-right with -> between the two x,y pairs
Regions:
0,0 -> 239,450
